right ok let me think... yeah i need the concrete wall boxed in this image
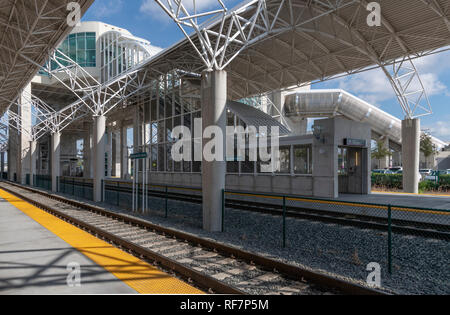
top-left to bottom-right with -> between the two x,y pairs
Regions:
436,151 -> 450,170
313,117 -> 371,198
141,172 -> 313,196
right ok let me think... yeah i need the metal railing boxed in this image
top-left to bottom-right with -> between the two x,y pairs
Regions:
222,189 -> 449,276
11,175 -> 449,293
58,176 -> 94,201
33,175 -> 51,191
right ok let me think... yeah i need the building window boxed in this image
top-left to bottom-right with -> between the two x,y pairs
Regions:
294,145 -> 312,174
338,147 -> 348,175
277,146 -> 291,174
56,32 -> 96,69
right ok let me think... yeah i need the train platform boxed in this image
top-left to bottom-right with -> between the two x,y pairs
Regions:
0,189 -> 202,295
338,192 -> 450,210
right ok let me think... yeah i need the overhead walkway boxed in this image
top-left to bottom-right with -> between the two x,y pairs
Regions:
284,89 -> 449,149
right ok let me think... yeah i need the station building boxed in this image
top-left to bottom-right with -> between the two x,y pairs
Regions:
4,20 -> 448,202
2,2 -> 449,232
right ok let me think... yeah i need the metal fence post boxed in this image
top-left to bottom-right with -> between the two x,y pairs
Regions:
72,177 -> 75,196
388,204 -> 392,275
283,196 -> 286,248
165,185 -> 168,218
221,189 -> 225,232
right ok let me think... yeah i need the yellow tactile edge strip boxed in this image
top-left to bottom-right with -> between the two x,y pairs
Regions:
0,189 -> 203,295
372,190 -> 450,197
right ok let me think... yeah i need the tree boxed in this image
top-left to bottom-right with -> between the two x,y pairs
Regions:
420,133 -> 438,168
420,133 -> 437,158
371,140 -> 391,169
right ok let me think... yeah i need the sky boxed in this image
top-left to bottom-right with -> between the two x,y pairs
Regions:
82,0 -> 450,143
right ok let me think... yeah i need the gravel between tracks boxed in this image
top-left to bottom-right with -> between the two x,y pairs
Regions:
18,186 -> 450,294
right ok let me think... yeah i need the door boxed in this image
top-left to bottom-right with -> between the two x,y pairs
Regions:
347,147 -> 363,194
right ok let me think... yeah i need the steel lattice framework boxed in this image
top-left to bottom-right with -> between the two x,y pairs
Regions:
0,0 -> 94,117
4,0 -> 450,146
155,0 -> 450,119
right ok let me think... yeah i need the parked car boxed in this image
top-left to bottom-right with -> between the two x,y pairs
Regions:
425,170 -> 450,181
419,169 -> 433,176
389,166 -> 403,173
394,169 -> 423,181
372,169 -> 393,174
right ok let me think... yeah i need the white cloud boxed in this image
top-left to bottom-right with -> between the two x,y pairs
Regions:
425,120 -> 450,142
329,51 -> 450,108
92,0 -> 124,18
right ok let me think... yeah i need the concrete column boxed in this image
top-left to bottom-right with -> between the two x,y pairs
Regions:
29,140 -> 37,186
120,122 -> 129,179
107,130 -> 113,178
20,83 -> 32,184
113,130 -> 121,177
93,115 -> 106,202
402,118 -> 420,193
201,70 -> 227,232
392,151 -> 401,167
1,151 -> 5,179
51,132 -> 60,192
83,122 -> 92,178
379,136 -> 390,169
7,129 -> 18,181
133,106 -> 142,153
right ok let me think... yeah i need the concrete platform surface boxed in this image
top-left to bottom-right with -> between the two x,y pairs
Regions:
339,192 -> 450,210
0,197 -> 138,294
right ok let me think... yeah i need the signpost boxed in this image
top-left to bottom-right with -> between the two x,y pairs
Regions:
130,152 -> 148,160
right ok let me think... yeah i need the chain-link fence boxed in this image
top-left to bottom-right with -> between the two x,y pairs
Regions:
222,189 -> 449,294
33,175 -> 51,191
102,179 -> 202,221
23,174 -> 448,293
58,176 -> 93,200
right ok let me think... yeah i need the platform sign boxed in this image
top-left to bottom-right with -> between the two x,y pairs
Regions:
130,152 -> 148,160
344,138 -> 367,147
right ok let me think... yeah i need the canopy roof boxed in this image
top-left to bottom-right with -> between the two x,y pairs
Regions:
0,0 -> 94,116
144,0 -> 450,99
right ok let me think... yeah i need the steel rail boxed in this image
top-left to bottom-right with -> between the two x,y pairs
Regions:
1,181 -> 386,295
101,184 -> 450,240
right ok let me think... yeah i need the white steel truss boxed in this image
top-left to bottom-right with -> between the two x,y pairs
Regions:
240,93 -> 291,129
4,0 -> 450,147
32,65 -> 152,141
155,0 -> 358,71
155,0 -> 444,119
0,0 -> 94,117
381,57 -> 433,119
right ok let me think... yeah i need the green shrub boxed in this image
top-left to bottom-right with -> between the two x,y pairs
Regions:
419,181 -> 439,193
372,173 -> 450,192
438,175 -> 450,190
371,174 -> 403,189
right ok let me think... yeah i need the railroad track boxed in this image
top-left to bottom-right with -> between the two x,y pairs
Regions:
0,181 -> 385,295
104,185 -> 450,240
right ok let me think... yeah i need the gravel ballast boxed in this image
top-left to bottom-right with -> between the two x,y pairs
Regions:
38,187 -> 450,294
